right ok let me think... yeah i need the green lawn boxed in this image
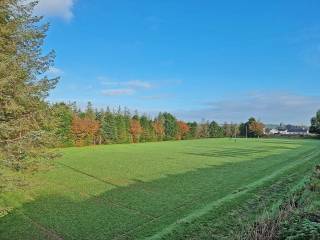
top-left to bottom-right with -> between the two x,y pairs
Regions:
1,138 -> 320,239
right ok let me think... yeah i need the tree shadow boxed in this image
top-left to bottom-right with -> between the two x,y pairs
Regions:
182,144 -> 296,158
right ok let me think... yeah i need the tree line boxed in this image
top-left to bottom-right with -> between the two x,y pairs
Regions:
50,102 -> 265,147
310,110 -> 320,134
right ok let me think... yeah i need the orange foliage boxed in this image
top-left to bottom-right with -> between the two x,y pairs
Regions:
153,120 -> 165,140
176,121 -> 190,140
249,121 -> 265,137
71,116 -> 100,146
130,119 -> 143,143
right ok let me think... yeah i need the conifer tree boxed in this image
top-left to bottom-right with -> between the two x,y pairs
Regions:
159,113 -> 178,140
101,110 -> 117,143
310,110 -> 320,134
140,115 -> 152,142
209,121 -> 224,138
0,1 -> 58,171
187,122 -> 198,139
85,101 -> 96,120
51,103 -> 74,146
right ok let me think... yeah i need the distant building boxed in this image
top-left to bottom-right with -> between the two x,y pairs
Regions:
267,124 -> 310,136
269,128 -> 279,134
286,128 -> 309,136
279,129 -> 288,135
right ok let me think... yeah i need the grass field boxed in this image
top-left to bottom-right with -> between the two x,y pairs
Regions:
1,138 -> 320,239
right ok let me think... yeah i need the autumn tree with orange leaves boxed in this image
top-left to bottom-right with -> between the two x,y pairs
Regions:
130,119 -> 143,143
176,121 -> 190,140
71,116 -> 100,146
249,120 -> 265,137
153,120 -> 165,141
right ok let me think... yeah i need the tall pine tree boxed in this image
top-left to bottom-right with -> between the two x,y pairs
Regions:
101,110 -> 117,143
0,1 -> 58,171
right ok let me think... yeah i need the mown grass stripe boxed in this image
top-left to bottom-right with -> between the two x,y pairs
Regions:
18,211 -> 66,240
40,169 -> 156,220
146,149 -> 320,240
2,138 -> 317,240
110,146 -> 315,240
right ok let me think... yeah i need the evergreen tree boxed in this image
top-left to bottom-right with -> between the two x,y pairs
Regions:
209,121 -> 224,138
140,115 -> 153,142
51,103 -> 74,146
101,111 -> 117,143
239,123 -> 247,137
85,101 -> 96,120
310,110 -> 320,134
123,107 -> 131,143
159,113 -> 178,140
0,1 -> 58,171
187,122 -> 198,139
115,108 -> 129,144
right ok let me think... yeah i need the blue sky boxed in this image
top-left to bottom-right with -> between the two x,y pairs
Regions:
37,0 -> 320,124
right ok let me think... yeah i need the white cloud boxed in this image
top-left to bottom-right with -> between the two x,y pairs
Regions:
98,76 -> 182,99
102,89 -> 136,96
99,78 -> 154,89
176,92 -> 320,125
32,0 -> 75,21
125,80 -> 153,89
99,77 -> 155,97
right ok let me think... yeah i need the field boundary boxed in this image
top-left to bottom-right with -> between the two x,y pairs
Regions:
145,148 -> 320,240
57,162 -> 121,187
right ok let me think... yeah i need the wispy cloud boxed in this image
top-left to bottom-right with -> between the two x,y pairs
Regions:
98,76 -> 182,88
32,0 -> 75,21
126,80 -> 153,89
102,89 -> 135,96
99,76 -> 156,97
98,76 -> 183,99
99,78 -> 154,89
176,92 -> 320,124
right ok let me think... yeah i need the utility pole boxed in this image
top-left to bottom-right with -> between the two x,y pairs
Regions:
246,125 -> 248,139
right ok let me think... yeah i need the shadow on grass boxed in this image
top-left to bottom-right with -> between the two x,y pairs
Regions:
0,145 -> 314,240
183,144 -> 297,158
